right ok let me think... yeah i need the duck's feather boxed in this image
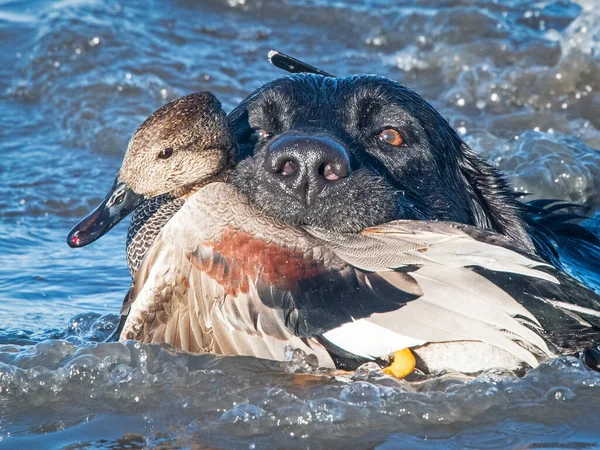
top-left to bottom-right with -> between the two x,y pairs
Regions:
122,182 -> 600,370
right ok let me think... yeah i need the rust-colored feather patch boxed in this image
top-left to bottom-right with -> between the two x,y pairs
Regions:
189,227 -> 324,297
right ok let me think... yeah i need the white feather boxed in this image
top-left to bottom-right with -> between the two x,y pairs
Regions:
322,319 -> 426,359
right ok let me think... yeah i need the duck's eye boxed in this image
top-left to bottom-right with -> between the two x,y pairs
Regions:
379,128 -> 404,147
256,129 -> 270,140
158,147 -> 173,159
113,191 -> 125,206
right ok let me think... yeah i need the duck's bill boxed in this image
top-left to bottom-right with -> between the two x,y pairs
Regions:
67,179 -> 144,248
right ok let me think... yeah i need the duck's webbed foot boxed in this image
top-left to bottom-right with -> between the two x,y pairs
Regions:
382,348 -> 416,379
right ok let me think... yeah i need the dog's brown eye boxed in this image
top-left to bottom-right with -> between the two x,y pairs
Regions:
158,147 -> 173,159
256,129 -> 270,140
379,129 -> 403,146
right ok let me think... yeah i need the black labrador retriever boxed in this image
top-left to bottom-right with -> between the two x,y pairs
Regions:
229,72 -> 600,283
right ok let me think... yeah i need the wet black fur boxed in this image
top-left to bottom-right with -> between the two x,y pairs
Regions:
229,74 -> 600,275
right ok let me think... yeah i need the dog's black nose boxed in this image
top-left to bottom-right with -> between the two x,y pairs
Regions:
264,135 -> 350,205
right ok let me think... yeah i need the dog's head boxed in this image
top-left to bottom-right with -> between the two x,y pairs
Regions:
230,74 -> 532,247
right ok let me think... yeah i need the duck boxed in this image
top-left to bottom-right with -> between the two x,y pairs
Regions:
68,91 -> 600,376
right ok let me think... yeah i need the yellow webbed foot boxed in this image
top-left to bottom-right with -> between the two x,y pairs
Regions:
382,348 -> 415,379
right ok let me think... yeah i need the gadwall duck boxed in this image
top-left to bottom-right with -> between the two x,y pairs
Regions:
68,91 -> 600,375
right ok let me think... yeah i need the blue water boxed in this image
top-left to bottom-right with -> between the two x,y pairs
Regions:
1,0 -> 600,448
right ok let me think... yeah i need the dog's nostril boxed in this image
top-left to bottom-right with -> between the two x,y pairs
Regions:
321,163 -> 340,181
265,153 -> 300,177
320,162 -> 348,181
279,160 -> 298,177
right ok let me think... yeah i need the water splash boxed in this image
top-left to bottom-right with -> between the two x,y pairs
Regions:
2,0 -> 600,447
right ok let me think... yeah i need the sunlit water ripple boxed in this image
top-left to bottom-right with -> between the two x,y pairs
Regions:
1,0 -> 600,447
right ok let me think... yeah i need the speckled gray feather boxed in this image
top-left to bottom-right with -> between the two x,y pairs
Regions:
126,195 -> 186,276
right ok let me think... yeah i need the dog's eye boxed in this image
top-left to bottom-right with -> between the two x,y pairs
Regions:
379,128 -> 404,147
256,129 -> 270,140
158,147 -> 174,159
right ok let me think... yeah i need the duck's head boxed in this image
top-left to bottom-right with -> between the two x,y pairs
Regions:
67,92 -> 236,248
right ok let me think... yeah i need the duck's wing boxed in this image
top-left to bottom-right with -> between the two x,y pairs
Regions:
306,221 -> 600,367
120,182 -> 422,366
120,183 -> 325,364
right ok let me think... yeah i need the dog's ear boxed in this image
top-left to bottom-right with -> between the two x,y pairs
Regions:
228,102 -> 255,160
458,142 -> 535,251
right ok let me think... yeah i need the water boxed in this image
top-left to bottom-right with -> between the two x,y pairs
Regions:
1,0 -> 600,447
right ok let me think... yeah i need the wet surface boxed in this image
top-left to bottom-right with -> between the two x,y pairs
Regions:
1,0 -> 600,447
